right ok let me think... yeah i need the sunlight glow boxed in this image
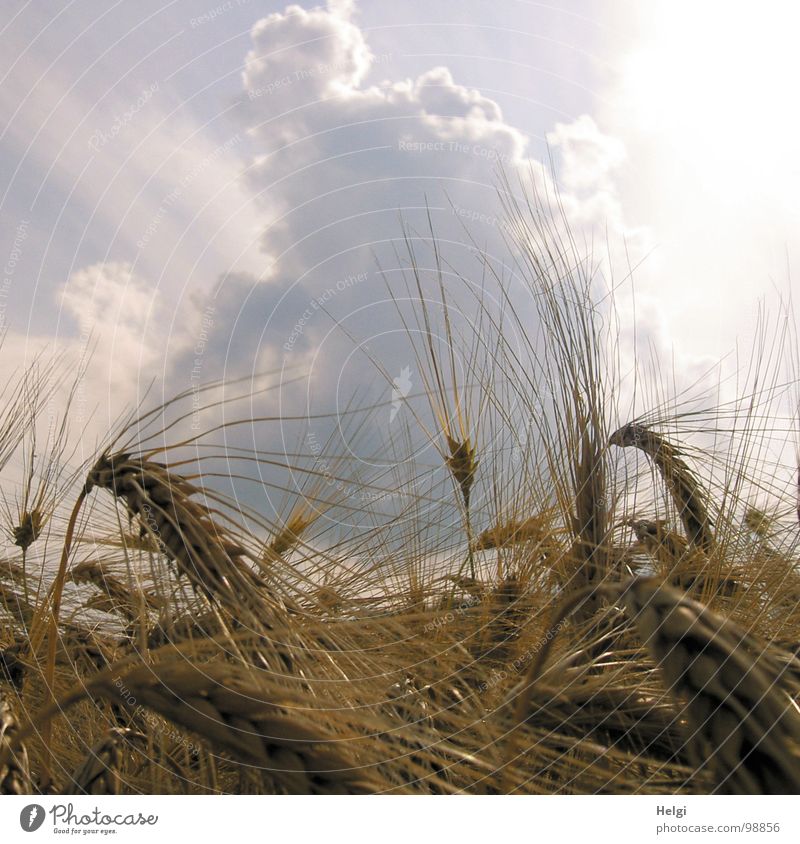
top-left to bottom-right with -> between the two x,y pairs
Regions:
623,1 -> 800,205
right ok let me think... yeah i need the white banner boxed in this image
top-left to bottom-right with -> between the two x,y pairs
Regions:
1,795 -> 797,844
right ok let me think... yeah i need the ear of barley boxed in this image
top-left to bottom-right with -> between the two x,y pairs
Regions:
69,560 -> 161,618
263,508 -> 316,562
84,453 -> 287,635
445,434 -> 477,511
13,509 -> 43,551
744,507 -> 772,538
611,423 -> 715,552
16,661 -> 388,795
67,728 -> 146,795
473,514 -> 546,551
0,698 -> 31,795
621,578 -> 800,793
570,419 -> 609,591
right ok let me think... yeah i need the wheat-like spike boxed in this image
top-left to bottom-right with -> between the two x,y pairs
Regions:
84,453 -> 281,625
473,514 -> 547,551
13,509 -> 44,551
479,574 -> 526,663
66,728 -> 146,795
445,434 -> 477,511
264,508 -> 316,560
626,520 -> 741,599
0,698 -> 31,795
13,661 -> 388,795
611,423 -> 715,552
744,507 -> 772,538
571,419 -> 609,589
621,578 -> 800,793
69,560 -> 162,614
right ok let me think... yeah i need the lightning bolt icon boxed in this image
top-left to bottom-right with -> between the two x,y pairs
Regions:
28,806 -> 39,829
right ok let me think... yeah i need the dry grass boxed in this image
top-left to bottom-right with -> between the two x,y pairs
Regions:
621,579 -> 800,793
1,185 -> 799,794
0,697 -> 31,794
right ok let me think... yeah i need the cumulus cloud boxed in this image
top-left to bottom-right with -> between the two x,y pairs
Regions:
22,0 -> 640,476
59,262 -> 167,424
177,0 -> 637,416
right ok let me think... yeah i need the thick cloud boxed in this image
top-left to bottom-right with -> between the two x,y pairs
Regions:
165,0 -> 636,449
18,0 -> 642,516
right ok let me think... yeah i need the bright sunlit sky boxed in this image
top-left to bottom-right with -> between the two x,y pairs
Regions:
1,0 -> 798,450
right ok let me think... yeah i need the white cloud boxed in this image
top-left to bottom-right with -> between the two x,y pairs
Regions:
6,0 -> 646,456
59,261 -> 167,416
147,0 -> 656,484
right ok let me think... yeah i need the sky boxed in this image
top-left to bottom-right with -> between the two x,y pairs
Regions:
1,0 -> 799,499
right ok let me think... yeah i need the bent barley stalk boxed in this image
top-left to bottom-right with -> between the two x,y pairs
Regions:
510,576 -> 800,794
610,423 -> 716,552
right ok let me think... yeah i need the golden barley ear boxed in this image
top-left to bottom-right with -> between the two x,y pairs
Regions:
445,434 -> 478,511
66,728 -> 146,795
69,560 -> 162,622
0,698 -> 31,795
16,661 -> 389,795
621,578 -> 800,793
610,423 -> 716,552
84,453 -> 281,625
12,509 -> 43,551
261,505 -> 318,570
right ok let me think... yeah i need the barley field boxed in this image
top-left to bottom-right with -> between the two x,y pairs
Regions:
1,191 -> 799,796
